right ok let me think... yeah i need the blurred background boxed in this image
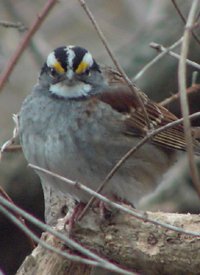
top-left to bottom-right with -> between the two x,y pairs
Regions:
0,0 -> 200,274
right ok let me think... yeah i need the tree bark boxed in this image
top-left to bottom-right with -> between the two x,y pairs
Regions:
16,208 -> 200,275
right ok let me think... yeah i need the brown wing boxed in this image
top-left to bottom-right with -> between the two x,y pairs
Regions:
97,66 -> 200,155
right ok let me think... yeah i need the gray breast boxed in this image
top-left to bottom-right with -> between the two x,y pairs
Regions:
19,85 -> 178,205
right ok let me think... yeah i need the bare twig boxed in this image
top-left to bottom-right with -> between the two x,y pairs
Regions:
0,145 -> 22,152
78,0 -> 151,130
172,0 -> 200,45
0,198 -> 139,275
79,111 -> 200,221
0,186 -> 35,249
0,114 -> 19,161
150,42 -> 200,70
27,151 -> 200,237
0,20 -> 27,32
159,83 -> 200,106
159,93 -> 179,106
192,71 -> 199,85
132,37 -> 183,82
2,196 -> 200,275
0,0 -> 59,92
178,0 -> 200,198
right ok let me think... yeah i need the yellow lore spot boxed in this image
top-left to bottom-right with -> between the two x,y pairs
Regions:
76,61 -> 88,73
53,61 -> 65,73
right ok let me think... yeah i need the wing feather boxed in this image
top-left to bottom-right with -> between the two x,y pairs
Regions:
96,66 -> 200,155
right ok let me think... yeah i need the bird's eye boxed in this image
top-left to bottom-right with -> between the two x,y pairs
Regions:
84,68 -> 90,76
50,68 -> 57,78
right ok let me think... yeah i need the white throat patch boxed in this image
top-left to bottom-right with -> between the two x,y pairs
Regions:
50,82 -> 92,98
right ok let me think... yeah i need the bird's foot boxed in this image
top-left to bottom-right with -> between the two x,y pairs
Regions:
65,202 -> 86,236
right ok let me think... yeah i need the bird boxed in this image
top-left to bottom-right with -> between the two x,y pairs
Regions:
19,45 -> 200,219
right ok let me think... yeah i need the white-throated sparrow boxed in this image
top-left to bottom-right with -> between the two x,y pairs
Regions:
19,46 -> 200,211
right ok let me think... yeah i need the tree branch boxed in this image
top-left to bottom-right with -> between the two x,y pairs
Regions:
15,208 -> 200,275
0,0 -> 59,92
178,0 -> 200,197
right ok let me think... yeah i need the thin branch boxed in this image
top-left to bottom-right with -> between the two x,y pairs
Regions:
78,0 -> 151,130
0,198 -> 139,275
0,0 -> 59,92
0,186 -> 35,249
27,157 -> 200,237
192,71 -> 199,85
3,199 -> 200,275
0,114 -> 19,161
172,0 -> 189,22
150,42 -> 200,70
132,37 -> 183,82
159,83 -> 200,107
178,0 -> 200,197
133,18 -> 200,83
172,0 -> 200,45
0,207 -> 98,268
0,145 -> 22,152
27,111 -> 200,236
0,20 -> 27,32
78,111 -> 200,221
